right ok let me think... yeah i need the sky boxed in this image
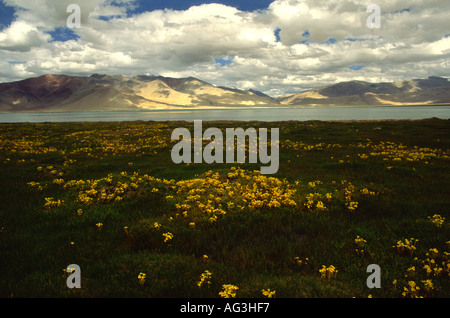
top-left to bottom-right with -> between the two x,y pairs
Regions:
0,0 -> 449,97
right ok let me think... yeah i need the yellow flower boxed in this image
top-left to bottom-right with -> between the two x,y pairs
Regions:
202,255 -> 209,263
261,289 -> 276,298
402,281 -> 422,298
346,201 -> 358,211
427,248 -> 439,258
393,238 -> 418,255
355,236 -> 367,247
162,232 -> 173,243
197,270 -> 212,288
422,279 -> 434,293
428,214 -> 445,228
52,178 -> 65,185
316,201 -> 326,211
319,265 -> 338,279
294,257 -> 309,267
44,197 -> 63,209
138,272 -> 146,285
96,223 -> 103,230
219,284 -> 239,298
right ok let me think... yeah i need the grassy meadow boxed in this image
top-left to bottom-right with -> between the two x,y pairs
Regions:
0,118 -> 449,298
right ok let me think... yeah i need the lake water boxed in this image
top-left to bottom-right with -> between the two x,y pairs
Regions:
1,106 -> 450,123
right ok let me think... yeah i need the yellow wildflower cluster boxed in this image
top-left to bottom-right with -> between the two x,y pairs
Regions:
31,159 -> 378,221
342,181 -> 358,212
219,284 -> 239,298
319,265 -> 338,279
61,172 -> 174,206
162,232 -> 173,243
44,197 -> 63,209
138,273 -> 146,286
422,248 -> 449,278
27,181 -> 44,191
428,214 -> 445,228
294,257 -> 309,268
304,192 -> 330,211
153,222 -> 161,230
392,238 -> 450,298
400,279 -> 436,298
38,165 -> 64,178
284,137 -> 449,164
63,123 -> 171,159
0,137 -> 59,155
393,238 -> 418,256
172,167 -> 297,223
360,188 -> 376,196
392,233 -> 450,297
52,178 -> 65,185
402,280 -> 422,298
283,139 -> 342,152
355,236 -> 367,255
197,270 -> 212,288
421,279 -> 434,293
261,289 -> 276,298
356,140 -> 449,163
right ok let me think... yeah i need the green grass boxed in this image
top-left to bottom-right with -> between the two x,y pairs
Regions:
0,118 -> 449,298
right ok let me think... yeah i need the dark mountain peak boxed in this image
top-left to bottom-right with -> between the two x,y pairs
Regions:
248,89 -> 272,98
319,80 -> 371,97
418,76 -> 450,88
134,75 -> 157,82
90,73 -> 107,79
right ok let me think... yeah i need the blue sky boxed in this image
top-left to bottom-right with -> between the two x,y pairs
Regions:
0,0 -> 275,28
0,2 -> 14,27
0,0 -> 449,95
130,0 -> 275,13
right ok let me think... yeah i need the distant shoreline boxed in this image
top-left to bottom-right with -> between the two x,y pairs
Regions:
2,103 -> 450,114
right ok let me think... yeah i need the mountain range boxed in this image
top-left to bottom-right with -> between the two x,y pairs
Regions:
0,74 -> 449,112
278,76 -> 450,107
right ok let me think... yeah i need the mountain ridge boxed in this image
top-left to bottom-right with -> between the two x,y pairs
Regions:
0,74 -> 277,112
278,76 -> 450,106
0,74 -> 449,112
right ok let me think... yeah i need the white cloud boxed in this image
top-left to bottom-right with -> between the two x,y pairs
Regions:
0,20 -> 50,51
0,0 -> 449,96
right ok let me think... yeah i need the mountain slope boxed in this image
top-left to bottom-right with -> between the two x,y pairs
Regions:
0,74 -> 279,112
278,76 -> 450,106
1,74 -> 449,112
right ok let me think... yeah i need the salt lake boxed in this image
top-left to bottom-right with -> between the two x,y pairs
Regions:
1,106 -> 450,123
